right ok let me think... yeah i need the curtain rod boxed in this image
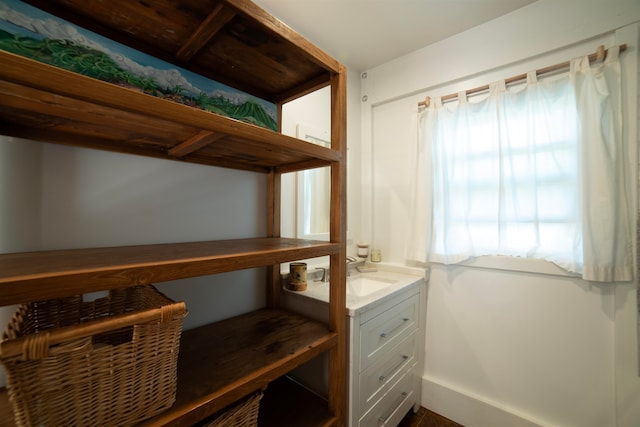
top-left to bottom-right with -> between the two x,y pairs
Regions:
418,44 -> 627,108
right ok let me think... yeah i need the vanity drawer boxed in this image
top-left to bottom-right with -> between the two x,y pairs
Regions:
358,370 -> 418,427
359,293 -> 419,371
359,331 -> 417,414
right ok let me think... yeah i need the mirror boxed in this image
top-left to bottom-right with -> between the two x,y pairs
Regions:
297,124 -> 330,241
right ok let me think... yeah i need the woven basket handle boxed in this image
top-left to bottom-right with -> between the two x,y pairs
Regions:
21,332 -> 51,361
0,301 -> 186,360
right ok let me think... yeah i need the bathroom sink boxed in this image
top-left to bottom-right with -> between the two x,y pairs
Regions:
283,267 -> 424,316
347,276 -> 396,297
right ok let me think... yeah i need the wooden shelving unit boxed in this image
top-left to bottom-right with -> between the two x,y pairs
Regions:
0,0 -> 347,425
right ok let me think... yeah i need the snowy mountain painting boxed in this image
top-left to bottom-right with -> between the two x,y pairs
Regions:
0,0 -> 278,131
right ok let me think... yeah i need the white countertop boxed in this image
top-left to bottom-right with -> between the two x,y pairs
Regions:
283,264 -> 426,316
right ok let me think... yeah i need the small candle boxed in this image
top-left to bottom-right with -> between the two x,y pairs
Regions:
357,243 -> 369,258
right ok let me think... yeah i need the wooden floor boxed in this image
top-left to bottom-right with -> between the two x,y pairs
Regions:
398,406 -> 464,427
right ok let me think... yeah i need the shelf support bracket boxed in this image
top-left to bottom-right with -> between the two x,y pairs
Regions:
169,130 -> 224,157
176,4 -> 237,61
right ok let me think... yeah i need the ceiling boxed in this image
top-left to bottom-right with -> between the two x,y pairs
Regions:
253,0 -> 538,71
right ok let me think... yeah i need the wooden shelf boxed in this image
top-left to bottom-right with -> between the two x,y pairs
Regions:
0,238 -> 340,306
0,308 -> 338,427
0,52 -> 341,174
0,0 -> 348,424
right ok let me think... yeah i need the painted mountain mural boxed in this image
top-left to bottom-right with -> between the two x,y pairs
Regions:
0,0 -> 278,131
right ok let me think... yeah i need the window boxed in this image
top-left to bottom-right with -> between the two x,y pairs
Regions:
432,79 -> 580,261
408,49 -> 632,282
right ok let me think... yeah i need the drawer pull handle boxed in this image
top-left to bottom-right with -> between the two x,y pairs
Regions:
379,355 -> 409,383
377,391 -> 408,423
380,318 -> 409,338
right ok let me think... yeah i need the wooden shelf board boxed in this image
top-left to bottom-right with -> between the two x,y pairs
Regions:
142,308 -> 337,426
0,238 -> 340,306
0,308 -> 338,426
0,52 -> 341,174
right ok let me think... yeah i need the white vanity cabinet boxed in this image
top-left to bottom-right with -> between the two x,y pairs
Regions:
282,269 -> 426,427
348,280 -> 426,427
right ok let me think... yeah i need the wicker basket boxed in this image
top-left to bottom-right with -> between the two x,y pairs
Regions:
0,285 -> 187,427
203,392 -> 263,427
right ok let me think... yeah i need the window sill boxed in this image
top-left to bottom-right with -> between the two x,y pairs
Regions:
451,255 -> 581,278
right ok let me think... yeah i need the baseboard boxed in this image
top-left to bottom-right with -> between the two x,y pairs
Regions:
421,376 -> 545,427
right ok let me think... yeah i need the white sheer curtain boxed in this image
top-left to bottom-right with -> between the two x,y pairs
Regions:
407,47 -> 632,282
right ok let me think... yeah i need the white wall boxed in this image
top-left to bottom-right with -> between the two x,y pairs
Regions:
280,86 -> 331,245
281,68 -> 364,258
360,0 -> 640,426
0,138 -> 41,253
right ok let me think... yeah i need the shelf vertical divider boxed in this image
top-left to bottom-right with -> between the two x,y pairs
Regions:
328,64 -> 348,425
266,167 -> 282,309
266,101 -> 285,309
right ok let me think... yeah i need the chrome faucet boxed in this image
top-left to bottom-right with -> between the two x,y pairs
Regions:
347,255 -> 364,277
315,267 -> 330,282
316,257 -> 360,282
